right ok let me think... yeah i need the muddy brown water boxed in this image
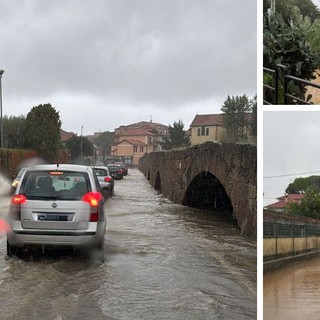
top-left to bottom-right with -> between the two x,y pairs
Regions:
264,257 -> 320,320
0,168 -> 256,319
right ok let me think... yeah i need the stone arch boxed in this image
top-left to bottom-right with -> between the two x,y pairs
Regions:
147,169 -> 151,180
182,171 -> 233,216
154,171 -> 161,191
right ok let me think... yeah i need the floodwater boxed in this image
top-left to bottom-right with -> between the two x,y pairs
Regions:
0,168 -> 256,319
264,257 -> 320,320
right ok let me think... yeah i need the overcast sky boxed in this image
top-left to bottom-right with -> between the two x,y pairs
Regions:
312,0 -> 320,8
263,111 -> 320,206
0,0 -> 256,135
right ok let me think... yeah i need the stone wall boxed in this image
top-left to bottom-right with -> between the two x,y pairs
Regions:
139,141 -> 257,236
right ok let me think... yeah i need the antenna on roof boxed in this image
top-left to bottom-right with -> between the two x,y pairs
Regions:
150,115 -> 152,123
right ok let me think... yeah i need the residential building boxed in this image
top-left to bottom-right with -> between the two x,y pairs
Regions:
111,121 -> 169,165
189,114 -> 224,145
189,113 -> 254,145
264,194 -> 305,213
60,129 -> 76,145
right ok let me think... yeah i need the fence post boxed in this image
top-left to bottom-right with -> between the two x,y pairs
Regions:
292,222 -> 295,257
305,224 -> 307,253
277,64 -> 288,104
275,220 -> 278,259
275,68 -> 279,105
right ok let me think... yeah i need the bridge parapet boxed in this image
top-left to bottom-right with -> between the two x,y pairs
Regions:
139,141 -> 256,236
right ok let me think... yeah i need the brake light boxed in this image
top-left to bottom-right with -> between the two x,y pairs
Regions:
12,194 -> 27,205
10,194 -> 26,220
82,192 -> 102,222
104,176 -> 112,182
82,192 -> 102,207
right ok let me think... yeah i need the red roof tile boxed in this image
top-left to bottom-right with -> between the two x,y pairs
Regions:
267,194 -> 305,209
277,194 -> 305,201
60,129 -> 76,142
190,114 -> 223,127
119,128 -> 153,136
118,139 -> 146,146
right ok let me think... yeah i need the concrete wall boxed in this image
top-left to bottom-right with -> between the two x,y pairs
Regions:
139,141 -> 257,236
264,237 -> 320,257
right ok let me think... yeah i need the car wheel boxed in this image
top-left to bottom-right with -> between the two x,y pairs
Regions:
90,239 -> 104,262
7,240 -> 21,258
102,189 -> 109,200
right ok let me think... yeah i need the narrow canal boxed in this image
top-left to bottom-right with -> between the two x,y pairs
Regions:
0,168 -> 256,319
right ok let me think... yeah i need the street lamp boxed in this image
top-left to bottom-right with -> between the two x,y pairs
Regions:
0,69 -> 4,148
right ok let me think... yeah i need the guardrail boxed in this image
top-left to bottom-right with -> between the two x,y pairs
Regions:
263,64 -> 320,105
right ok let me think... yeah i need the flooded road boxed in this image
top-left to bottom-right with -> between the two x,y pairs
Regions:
0,168 -> 256,319
264,257 -> 320,320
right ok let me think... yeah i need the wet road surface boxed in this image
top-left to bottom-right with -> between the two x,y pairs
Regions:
0,168 -> 256,319
264,257 -> 320,320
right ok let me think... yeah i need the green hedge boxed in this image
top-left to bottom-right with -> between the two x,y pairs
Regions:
0,149 -> 70,179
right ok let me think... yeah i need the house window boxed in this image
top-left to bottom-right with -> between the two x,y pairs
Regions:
197,128 -> 201,136
140,146 -> 144,152
134,146 -> 138,152
206,128 -> 209,136
201,126 -> 205,136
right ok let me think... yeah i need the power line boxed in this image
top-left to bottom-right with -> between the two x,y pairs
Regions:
264,171 -> 320,179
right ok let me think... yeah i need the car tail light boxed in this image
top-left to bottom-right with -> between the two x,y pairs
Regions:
10,194 -> 26,220
12,194 -> 27,205
82,192 -> 102,222
104,176 -> 112,182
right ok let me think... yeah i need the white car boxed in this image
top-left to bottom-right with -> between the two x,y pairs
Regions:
7,164 -> 106,258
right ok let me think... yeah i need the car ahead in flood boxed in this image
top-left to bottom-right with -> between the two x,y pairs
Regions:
6,164 -> 106,259
115,162 -> 128,176
107,164 -> 124,180
92,166 -> 114,199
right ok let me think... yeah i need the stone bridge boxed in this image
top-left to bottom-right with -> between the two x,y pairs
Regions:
139,141 -> 256,236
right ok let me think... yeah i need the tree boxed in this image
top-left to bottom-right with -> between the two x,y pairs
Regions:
220,95 -> 252,143
286,176 -> 320,194
24,104 -> 62,162
160,120 -> 190,150
288,187 -> 320,219
263,9 -> 318,102
65,135 -> 94,161
93,131 -> 114,157
3,115 -> 27,148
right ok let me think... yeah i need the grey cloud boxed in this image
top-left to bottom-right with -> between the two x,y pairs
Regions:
1,0 -> 256,132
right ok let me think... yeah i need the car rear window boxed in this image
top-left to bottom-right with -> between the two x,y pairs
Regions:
20,170 -> 91,200
93,168 -> 109,176
108,165 -> 120,170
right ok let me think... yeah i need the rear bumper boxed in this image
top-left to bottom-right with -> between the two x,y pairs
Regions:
7,220 -> 106,248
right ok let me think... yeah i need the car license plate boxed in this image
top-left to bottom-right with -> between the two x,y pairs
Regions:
38,214 -> 69,221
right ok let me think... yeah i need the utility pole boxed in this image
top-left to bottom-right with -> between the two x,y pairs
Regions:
80,126 -> 83,164
0,70 -> 4,148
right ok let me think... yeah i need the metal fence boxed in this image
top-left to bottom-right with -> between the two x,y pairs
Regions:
264,220 -> 320,261
263,64 -> 320,105
264,220 -> 320,238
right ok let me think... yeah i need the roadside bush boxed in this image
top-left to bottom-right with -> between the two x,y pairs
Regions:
264,10 -> 318,102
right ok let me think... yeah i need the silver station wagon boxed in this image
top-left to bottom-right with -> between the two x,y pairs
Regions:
6,164 -> 106,258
